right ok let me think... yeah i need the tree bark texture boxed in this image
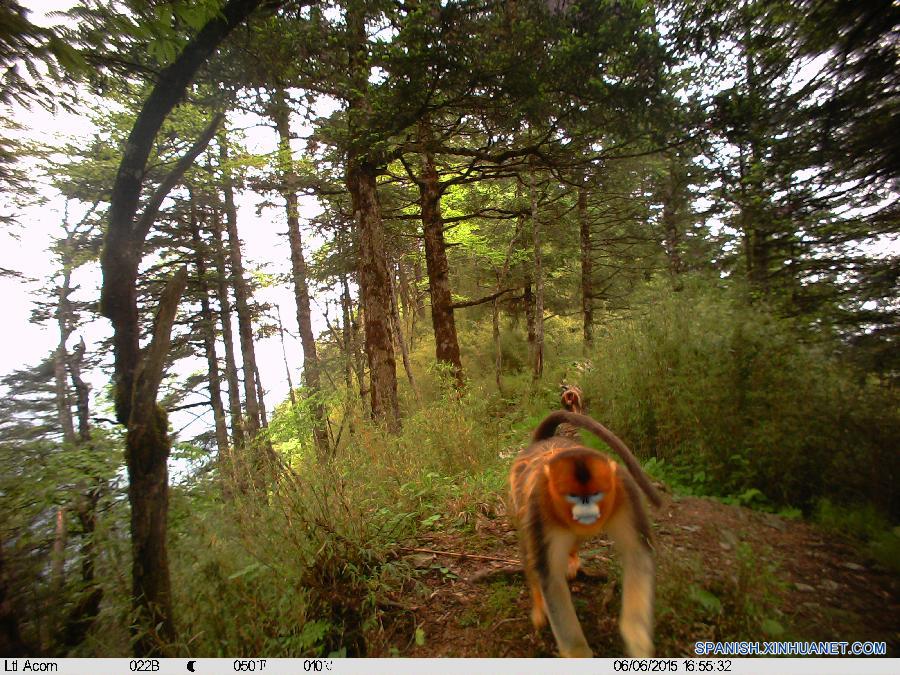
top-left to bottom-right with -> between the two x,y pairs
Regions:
270,90 -> 330,457
345,0 -> 400,431
126,268 -> 188,654
346,160 -> 400,431
418,148 -> 463,387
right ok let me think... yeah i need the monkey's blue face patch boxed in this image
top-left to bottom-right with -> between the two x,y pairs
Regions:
566,492 -> 604,524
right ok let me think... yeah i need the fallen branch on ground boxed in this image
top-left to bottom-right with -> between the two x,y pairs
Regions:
399,546 -> 519,565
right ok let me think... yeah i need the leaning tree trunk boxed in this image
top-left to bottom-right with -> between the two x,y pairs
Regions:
270,90 -> 330,457
418,145 -> 464,387
97,0 -> 265,654
254,362 -> 269,429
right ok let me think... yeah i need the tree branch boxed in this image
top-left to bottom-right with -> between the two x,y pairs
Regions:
134,112 -> 224,244
451,287 -> 515,309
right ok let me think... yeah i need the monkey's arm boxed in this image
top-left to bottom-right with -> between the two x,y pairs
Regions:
538,527 -> 593,658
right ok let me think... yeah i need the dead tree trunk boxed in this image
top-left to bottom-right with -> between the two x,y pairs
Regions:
270,89 -> 330,457
98,0 -> 264,653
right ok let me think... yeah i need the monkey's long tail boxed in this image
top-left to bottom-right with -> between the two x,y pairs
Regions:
533,411 -> 662,507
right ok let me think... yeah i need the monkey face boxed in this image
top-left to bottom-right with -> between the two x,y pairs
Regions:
544,450 -> 617,532
560,386 -> 583,412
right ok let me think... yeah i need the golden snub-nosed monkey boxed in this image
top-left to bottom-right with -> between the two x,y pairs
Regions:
509,411 -> 661,658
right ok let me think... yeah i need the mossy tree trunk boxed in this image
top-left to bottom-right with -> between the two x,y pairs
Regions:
98,0 -> 266,654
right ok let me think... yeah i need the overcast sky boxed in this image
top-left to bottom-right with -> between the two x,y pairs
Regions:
2,1 -> 334,445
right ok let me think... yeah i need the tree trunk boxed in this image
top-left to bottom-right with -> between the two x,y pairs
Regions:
210,209 -> 245,451
97,1 -> 264,654
0,541 -> 30,656
578,184 -> 594,347
530,166 -> 544,381
390,264 -> 417,396
412,256 -> 427,320
346,160 -> 400,431
254,362 -> 269,430
492,290 -> 503,394
51,507 -> 67,593
220,139 -> 264,441
524,275 -> 536,353
126,269 -> 188,655
276,305 -> 298,409
341,274 -> 367,404
397,259 -> 412,326
345,1 -> 399,431
270,89 -> 330,457
188,199 -> 230,460
492,212 -> 524,393
418,146 -> 464,387
63,338 -> 103,647
54,270 -> 77,444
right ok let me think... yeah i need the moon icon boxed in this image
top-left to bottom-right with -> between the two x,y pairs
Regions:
187,661 -> 196,672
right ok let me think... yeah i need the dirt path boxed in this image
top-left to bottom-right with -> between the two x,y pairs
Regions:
368,493 -> 899,657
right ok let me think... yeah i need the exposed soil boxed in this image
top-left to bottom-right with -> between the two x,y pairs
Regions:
367,491 -> 900,657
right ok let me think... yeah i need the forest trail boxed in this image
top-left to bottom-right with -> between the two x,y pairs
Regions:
369,492 -> 899,657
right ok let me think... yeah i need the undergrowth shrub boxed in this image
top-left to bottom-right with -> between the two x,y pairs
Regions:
583,277 -> 899,517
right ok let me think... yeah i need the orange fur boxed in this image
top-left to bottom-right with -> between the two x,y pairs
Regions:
508,412 -> 657,658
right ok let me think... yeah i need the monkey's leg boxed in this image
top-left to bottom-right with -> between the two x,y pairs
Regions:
606,499 -> 655,657
519,531 -> 546,628
539,528 -> 592,658
567,545 -> 581,580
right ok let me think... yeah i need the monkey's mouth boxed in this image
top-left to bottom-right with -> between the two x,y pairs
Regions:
571,503 -> 600,525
